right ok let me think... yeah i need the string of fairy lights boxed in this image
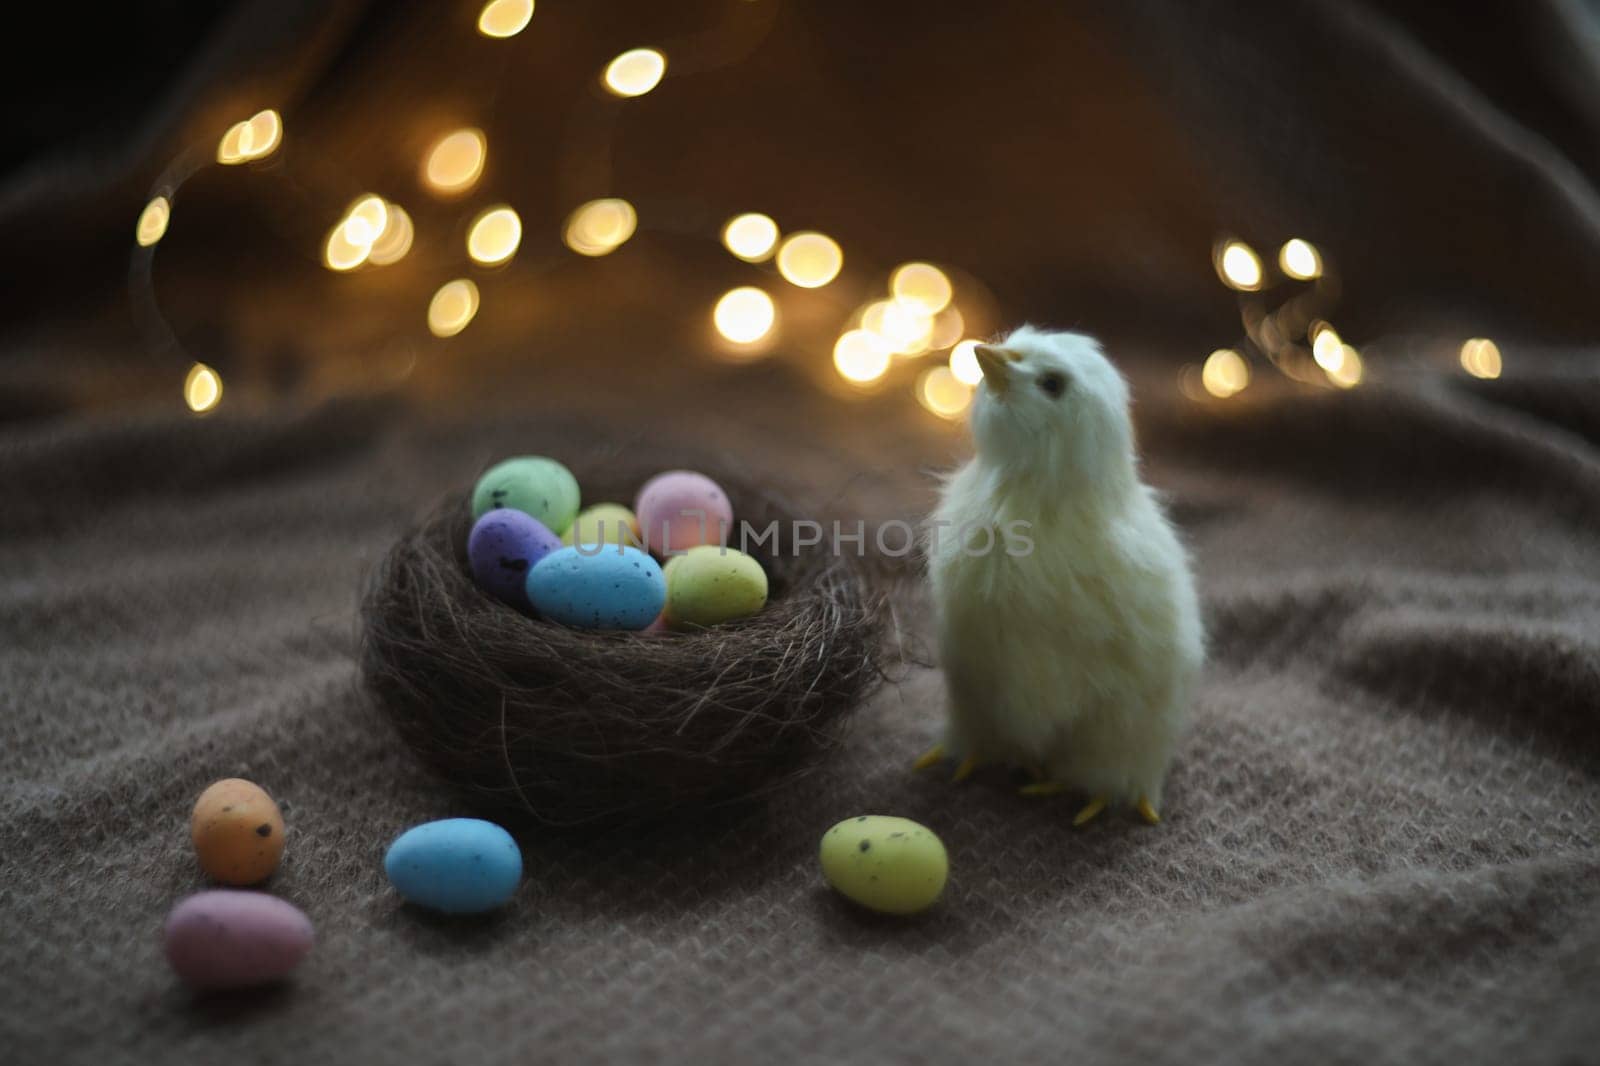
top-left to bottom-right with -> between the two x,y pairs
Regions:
131,0 -> 1505,419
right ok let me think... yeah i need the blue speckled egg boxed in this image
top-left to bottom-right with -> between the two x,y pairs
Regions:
468,509 -> 561,609
384,818 -> 522,914
525,545 -> 666,630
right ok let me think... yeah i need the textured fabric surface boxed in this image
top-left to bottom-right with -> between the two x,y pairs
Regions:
3,360 -> 1598,1064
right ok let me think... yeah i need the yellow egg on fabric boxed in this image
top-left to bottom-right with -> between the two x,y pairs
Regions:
561,503 -> 641,548
190,779 -> 285,885
819,816 -> 948,915
663,545 -> 768,627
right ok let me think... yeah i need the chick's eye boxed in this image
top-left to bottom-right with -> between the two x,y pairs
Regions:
1036,371 -> 1067,398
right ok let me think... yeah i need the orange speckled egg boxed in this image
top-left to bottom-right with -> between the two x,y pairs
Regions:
190,778 -> 285,885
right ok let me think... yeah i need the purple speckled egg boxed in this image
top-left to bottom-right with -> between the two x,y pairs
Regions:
634,471 -> 733,556
164,890 -> 314,990
468,509 -> 562,608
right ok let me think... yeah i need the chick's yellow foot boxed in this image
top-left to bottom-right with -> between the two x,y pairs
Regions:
1073,796 -> 1108,827
951,756 -> 978,783
912,744 -> 945,771
1018,781 -> 1067,797
1136,797 -> 1160,825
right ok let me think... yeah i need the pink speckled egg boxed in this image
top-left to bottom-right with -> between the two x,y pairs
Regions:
164,890 -> 314,990
634,471 -> 733,555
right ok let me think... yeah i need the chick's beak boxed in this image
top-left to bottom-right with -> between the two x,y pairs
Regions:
974,345 -> 1017,394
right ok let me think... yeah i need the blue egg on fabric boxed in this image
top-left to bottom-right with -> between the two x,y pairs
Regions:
468,509 -> 561,609
384,818 -> 523,914
525,545 -> 666,630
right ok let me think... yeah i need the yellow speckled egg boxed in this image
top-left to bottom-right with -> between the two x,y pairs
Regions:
819,815 -> 948,915
190,778 -> 285,886
663,545 -> 768,627
561,503 -> 641,548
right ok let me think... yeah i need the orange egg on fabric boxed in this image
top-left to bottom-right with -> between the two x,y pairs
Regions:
190,778 -> 285,885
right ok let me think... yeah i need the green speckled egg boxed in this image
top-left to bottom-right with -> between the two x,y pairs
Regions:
819,815 -> 948,915
471,456 -> 581,536
663,545 -> 768,627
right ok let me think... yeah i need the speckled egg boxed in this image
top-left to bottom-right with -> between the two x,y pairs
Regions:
561,503 -> 641,548
819,815 -> 948,915
468,509 -> 562,608
663,545 -> 769,627
525,544 -> 665,630
384,818 -> 523,914
470,456 -> 581,536
164,890 -> 314,989
634,470 -> 733,555
190,778 -> 285,886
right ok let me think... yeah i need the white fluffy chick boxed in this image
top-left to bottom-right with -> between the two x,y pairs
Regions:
917,325 -> 1203,825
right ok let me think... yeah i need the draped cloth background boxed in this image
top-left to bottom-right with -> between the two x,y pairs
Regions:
2,1 -> 1598,1062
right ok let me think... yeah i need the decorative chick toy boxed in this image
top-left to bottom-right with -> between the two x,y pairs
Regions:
916,326 -> 1204,826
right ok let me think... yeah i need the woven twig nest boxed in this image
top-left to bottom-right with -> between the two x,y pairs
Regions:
360,460 -> 887,826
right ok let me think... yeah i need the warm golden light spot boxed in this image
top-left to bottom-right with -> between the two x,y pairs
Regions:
1201,348 -> 1250,398
603,48 -> 667,97
467,205 -> 522,265
722,213 -> 779,262
422,129 -> 487,195
563,198 -> 638,256
367,204 -> 414,266
1460,338 -> 1502,379
1216,240 -> 1263,291
1279,238 -> 1322,281
862,299 -> 933,356
1311,322 -> 1343,372
136,196 -> 170,247
428,279 -> 480,337
776,232 -> 842,288
217,110 -> 281,164
917,366 -> 972,420
929,306 -> 965,350
341,195 -> 389,248
891,262 -> 953,315
324,222 -> 371,271
833,329 -> 891,384
477,0 -> 533,37
712,287 -> 776,344
1328,345 -> 1363,388
184,363 -> 222,414
949,340 -> 983,386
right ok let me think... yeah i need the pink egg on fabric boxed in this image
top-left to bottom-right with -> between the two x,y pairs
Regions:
164,890 -> 314,990
634,471 -> 733,555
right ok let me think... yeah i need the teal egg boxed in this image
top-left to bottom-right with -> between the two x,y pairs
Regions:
384,818 -> 522,914
470,456 -> 581,537
525,545 -> 666,630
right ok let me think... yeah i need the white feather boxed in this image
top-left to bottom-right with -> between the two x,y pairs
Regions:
926,326 -> 1204,809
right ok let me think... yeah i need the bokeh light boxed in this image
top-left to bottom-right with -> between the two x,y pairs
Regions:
929,306 -> 965,350
563,198 -> 637,256
1279,238 -> 1322,281
216,109 -> 282,165
324,222 -> 371,271
467,205 -> 522,265
1216,240 -> 1263,291
1201,348 -> 1250,398
918,366 -> 972,419
367,204 -> 414,265
477,0 -> 533,37
949,340 -> 982,385
341,195 -> 389,248
603,48 -> 667,97
422,129 -> 487,195
712,287 -> 776,344
722,213 -> 779,262
862,299 -> 933,356
833,330 -> 891,384
891,262 -> 953,315
1460,338 -> 1502,379
1310,322 -> 1343,371
135,196 -> 170,247
1328,345 -> 1363,388
184,363 -> 222,413
776,232 -> 843,288
428,279 -> 480,337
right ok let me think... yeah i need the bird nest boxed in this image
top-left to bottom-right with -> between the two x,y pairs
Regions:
359,460 -> 888,827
